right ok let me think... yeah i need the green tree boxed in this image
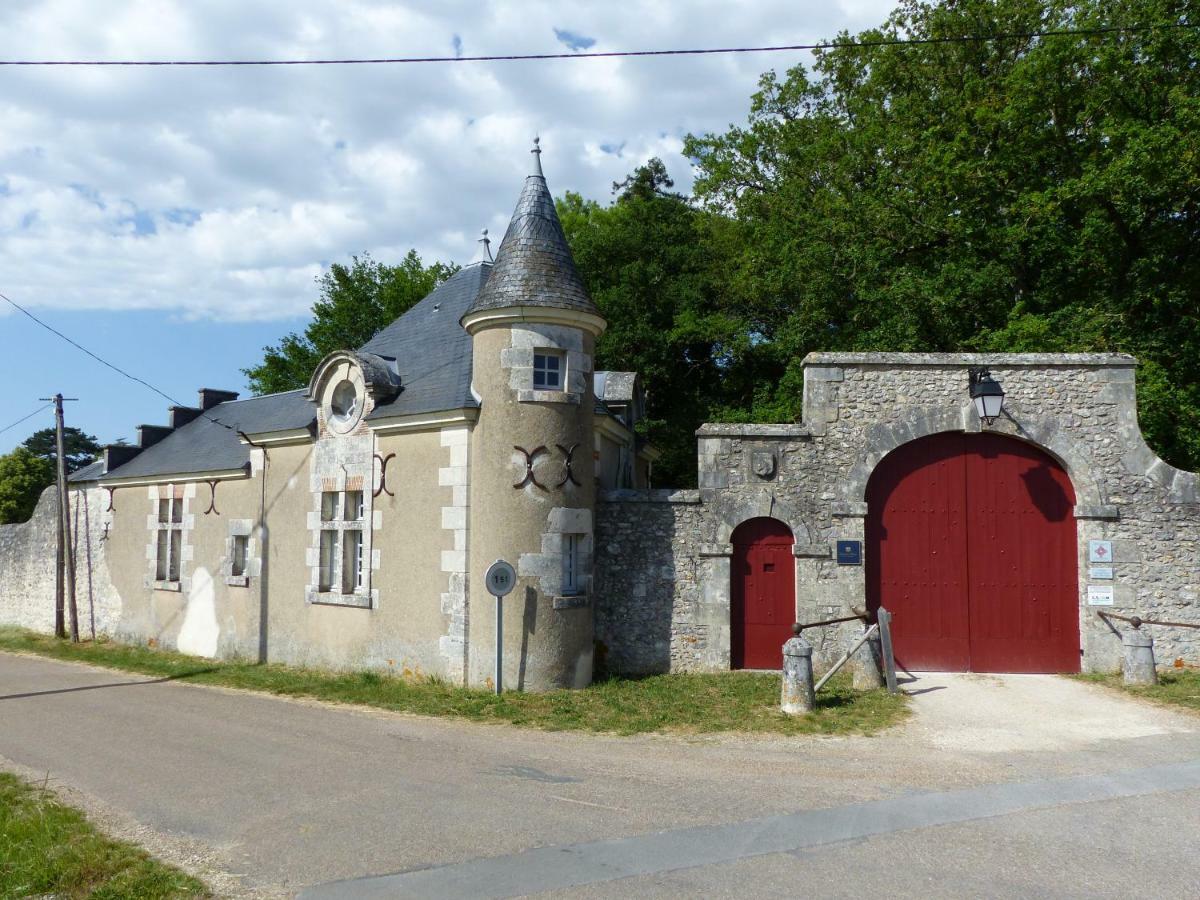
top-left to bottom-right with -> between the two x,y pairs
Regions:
244,251 -> 458,395
686,0 -> 1200,469
0,447 -> 55,524
559,159 -> 742,485
22,427 -> 100,473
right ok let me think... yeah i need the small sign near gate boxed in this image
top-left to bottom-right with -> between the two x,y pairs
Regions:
1087,585 -> 1115,606
836,540 -> 862,566
1088,540 -> 1113,563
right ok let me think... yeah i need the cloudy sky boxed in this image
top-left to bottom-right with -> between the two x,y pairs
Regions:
0,0 -> 896,453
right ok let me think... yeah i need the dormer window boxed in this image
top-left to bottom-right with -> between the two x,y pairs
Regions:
533,350 -> 565,390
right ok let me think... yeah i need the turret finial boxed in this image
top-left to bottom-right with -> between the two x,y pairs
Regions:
531,135 -> 543,176
479,228 -> 493,263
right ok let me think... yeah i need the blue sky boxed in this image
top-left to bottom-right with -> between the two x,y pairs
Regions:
0,0 -> 895,454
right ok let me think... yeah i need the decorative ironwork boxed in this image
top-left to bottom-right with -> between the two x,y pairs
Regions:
513,445 -> 548,489
104,487 -> 115,513
203,480 -> 221,515
555,442 -> 580,487
374,452 -> 396,498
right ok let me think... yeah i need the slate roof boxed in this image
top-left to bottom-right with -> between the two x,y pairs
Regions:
100,265 -> 492,481
463,174 -> 599,318
68,459 -> 105,483
102,390 -> 314,481
363,263 -> 490,420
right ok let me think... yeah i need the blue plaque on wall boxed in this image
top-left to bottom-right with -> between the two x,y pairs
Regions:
836,540 -> 862,566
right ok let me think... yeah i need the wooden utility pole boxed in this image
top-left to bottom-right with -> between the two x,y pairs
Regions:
42,394 -> 79,642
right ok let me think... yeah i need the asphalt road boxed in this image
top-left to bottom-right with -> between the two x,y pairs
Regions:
1,652 -> 1197,898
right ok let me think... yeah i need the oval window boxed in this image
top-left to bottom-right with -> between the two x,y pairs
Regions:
329,379 -> 360,427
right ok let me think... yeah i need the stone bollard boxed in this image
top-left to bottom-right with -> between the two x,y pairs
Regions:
781,631 -> 816,715
852,629 -> 884,690
1122,630 -> 1157,685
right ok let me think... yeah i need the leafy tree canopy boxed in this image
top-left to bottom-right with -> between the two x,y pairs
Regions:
559,159 -> 742,485
685,0 -> 1200,469
22,427 -> 100,474
0,447 -> 55,525
244,251 -> 458,395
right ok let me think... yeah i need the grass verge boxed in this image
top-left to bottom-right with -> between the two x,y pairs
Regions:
0,627 -> 907,736
1073,670 -> 1200,715
0,771 -> 208,899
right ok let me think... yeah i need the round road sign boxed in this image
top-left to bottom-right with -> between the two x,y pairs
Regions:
484,559 -> 517,598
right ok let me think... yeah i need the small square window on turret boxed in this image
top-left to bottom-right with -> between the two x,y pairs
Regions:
533,350 -> 565,389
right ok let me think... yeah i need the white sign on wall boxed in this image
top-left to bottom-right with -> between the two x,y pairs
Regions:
1087,585 -> 1115,606
1088,540 -> 1114,563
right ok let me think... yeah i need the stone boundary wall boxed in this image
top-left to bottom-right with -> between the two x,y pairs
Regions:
594,490 -> 709,674
595,354 -> 1199,677
0,485 -> 122,636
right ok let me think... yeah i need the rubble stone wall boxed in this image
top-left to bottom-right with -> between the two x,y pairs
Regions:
595,354 -> 1199,675
0,484 -> 123,637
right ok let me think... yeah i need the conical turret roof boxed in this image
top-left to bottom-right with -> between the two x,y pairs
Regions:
463,162 -> 599,319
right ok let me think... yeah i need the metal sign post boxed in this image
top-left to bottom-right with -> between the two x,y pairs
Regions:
484,560 -> 516,695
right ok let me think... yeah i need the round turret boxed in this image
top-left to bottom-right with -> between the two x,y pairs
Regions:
462,142 -> 605,691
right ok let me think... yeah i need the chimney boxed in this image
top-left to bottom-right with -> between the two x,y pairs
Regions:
104,444 -> 142,470
137,424 -> 174,449
169,406 -> 203,428
198,388 -> 239,411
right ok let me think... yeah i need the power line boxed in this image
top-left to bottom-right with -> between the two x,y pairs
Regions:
0,22 -> 1194,67
0,403 -> 53,438
0,290 -> 236,432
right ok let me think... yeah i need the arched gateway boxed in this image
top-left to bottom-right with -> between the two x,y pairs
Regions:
731,518 -> 795,669
866,432 -> 1080,673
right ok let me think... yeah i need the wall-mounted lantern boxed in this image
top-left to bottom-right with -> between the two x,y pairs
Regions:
968,368 -> 1005,425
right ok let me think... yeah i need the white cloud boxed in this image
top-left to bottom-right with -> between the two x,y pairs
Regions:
0,0 -> 896,322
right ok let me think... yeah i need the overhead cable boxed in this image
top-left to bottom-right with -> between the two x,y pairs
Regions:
0,290 -> 236,432
0,22 -> 1194,67
0,403 -> 53,437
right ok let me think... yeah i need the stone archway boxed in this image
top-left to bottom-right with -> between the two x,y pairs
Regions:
839,400 -> 1110,515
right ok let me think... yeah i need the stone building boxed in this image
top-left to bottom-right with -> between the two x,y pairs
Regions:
0,150 -> 653,691
2,153 -> 1197,684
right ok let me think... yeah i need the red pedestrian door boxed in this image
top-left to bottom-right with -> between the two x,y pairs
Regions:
731,518 -> 795,669
866,432 -> 1080,674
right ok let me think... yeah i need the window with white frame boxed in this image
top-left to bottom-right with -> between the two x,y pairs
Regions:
317,489 -> 366,595
562,533 -> 584,595
533,349 -> 565,390
155,496 -> 184,583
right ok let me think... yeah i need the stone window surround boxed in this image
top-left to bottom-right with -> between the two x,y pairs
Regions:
306,481 -> 377,609
501,325 -> 592,405
222,518 -> 261,588
304,428 -> 382,610
144,483 -> 195,593
518,507 -> 593,608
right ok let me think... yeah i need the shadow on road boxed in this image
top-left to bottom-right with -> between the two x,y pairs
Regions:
0,669 -> 219,701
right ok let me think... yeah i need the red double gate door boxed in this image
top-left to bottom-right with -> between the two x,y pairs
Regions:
866,432 -> 1081,674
